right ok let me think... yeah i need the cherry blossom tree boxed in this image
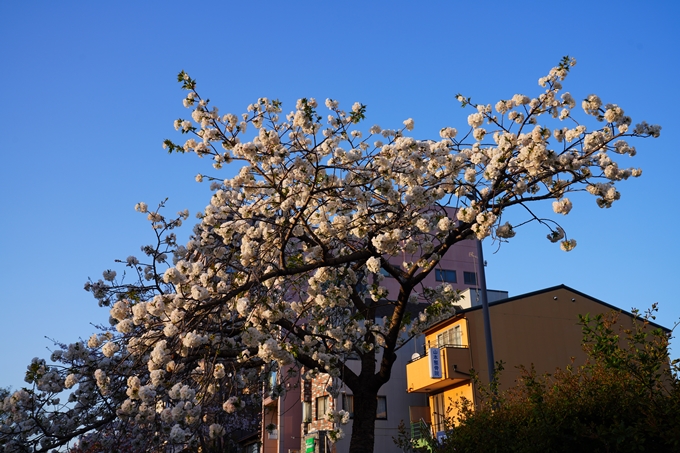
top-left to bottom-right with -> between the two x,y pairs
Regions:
1,210 -> 261,452
1,57 -> 660,453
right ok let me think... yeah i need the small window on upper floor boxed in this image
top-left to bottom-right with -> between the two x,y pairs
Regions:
437,324 -> 464,348
376,396 -> 387,420
302,401 -> 312,423
435,269 -> 457,283
342,393 -> 354,419
341,394 -> 385,419
463,271 -> 477,286
316,395 -> 329,420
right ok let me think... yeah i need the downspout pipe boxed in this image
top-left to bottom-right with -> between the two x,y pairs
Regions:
476,239 -> 495,385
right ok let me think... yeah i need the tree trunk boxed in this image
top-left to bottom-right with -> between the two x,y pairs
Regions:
344,287 -> 407,452
348,384 -> 379,453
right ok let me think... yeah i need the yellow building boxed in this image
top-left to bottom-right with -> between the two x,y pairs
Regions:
405,284 -> 665,437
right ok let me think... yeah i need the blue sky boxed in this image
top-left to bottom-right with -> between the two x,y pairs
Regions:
1,1 -> 679,390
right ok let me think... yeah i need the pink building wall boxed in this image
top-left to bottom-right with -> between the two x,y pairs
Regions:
262,368 -> 303,453
381,238 -> 480,299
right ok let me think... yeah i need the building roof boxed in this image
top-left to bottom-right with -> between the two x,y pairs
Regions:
423,284 -> 670,334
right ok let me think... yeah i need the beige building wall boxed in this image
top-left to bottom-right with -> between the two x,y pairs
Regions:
466,286 -> 629,390
409,285 -> 664,433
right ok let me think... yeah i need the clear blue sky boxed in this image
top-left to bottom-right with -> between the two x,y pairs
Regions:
1,1 -> 679,391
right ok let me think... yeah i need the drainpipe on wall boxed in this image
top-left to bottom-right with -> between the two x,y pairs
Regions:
476,239 -> 495,386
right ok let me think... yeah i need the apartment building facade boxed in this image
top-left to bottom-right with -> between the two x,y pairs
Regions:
405,285 -> 668,438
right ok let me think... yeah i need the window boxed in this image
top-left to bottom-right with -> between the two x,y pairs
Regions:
244,443 -> 259,453
267,370 -> 277,396
452,325 -> 462,347
302,401 -> 312,423
432,392 -> 445,432
435,269 -> 457,283
463,271 -> 477,285
342,393 -> 354,419
376,396 -> 387,420
315,395 -> 329,420
437,324 -> 463,348
341,394 -> 385,420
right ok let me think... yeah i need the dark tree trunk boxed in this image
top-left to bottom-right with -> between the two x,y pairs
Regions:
344,283 -> 413,452
348,383 -> 379,453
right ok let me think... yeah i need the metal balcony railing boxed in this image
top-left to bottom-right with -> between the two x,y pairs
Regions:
410,419 -> 432,440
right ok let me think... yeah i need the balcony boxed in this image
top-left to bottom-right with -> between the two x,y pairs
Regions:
406,346 -> 472,393
263,394 -> 278,407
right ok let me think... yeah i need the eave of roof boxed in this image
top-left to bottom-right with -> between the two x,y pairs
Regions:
423,284 -> 670,334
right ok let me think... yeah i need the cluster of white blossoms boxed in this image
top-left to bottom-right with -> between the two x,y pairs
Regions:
2,209 -> 260,452
2,58 -> 659,452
